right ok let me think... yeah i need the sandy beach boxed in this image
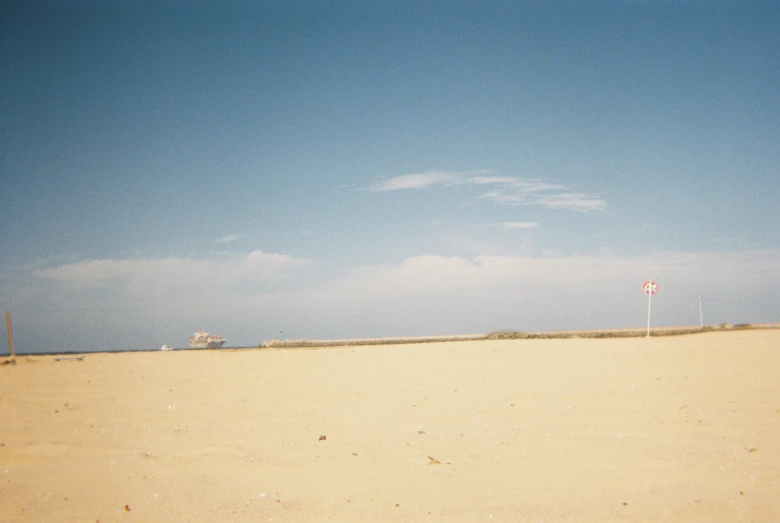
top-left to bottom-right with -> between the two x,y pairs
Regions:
1,329 -> 778,523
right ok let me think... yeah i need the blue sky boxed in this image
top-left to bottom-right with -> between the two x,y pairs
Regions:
2,2 -> 779,352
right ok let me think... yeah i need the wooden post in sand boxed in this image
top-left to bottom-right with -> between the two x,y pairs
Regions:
5,309 -> 14,357
698,294 -> 704,328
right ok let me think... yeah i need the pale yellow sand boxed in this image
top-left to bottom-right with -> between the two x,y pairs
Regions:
1,330 -> 779,523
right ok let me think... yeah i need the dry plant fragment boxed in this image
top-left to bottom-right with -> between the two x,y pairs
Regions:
428,456 -> 441,465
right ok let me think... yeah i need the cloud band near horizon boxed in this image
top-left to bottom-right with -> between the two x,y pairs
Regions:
4,247 -> 776,353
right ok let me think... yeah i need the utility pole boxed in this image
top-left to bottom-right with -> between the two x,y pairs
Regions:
698,294 -> 704,328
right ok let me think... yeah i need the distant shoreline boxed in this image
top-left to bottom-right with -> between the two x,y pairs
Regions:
258,322 -> 780,349
6,323 -> 778,358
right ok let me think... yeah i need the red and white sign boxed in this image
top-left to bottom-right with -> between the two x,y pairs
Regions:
642,280 -> 658,296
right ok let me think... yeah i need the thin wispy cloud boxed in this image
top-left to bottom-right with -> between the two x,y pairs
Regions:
533,193 -> 607,211
478,221 -> 539,230
500,221 -> 539,230
368,170 -> 496,192
371,170 -> 605,212
216,233 -> 248,243
35,250 -> 309,290
369,171 -> 461,191
469,176 -> 566,193
521,181 -> 570,193
479,190 -> 606,212
705,237 -> 742,244
469,176 -> 519,186
478,191 -> 521,205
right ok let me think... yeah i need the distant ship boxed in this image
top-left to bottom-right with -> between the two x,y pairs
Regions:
188,330 -> 226,349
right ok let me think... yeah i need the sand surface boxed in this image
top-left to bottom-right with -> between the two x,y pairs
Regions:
1,330 -> 779,522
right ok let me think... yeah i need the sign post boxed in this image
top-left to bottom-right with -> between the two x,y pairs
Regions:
642,280 -> 658,338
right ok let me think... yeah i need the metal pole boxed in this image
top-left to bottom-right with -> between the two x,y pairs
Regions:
698,294 -> 703,328
646,292 -> 652,338
5,309 -> 14,357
